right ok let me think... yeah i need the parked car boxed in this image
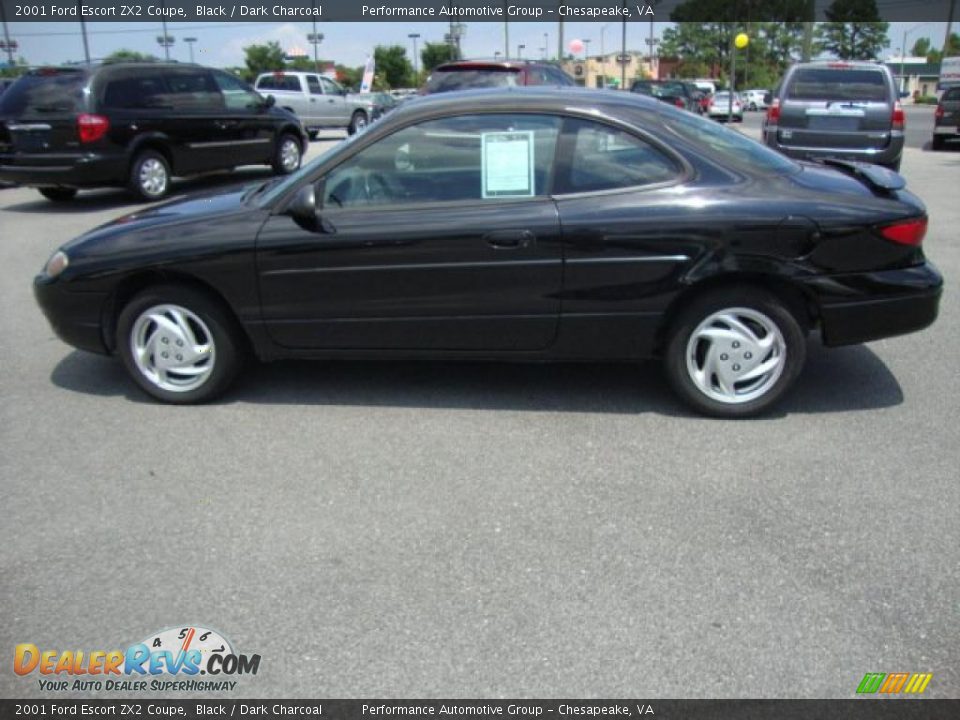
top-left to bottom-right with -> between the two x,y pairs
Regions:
370,91 -> 399,116
630,80 -> 701,113
932,85 -> 960,150
0,63 -> 306,202
763,61 -> 904,170
254,71 -> 380,137
706,91 -> 744,121
422,60 -> 575,94
33,87 -> 941,416
741,89 -> 770,111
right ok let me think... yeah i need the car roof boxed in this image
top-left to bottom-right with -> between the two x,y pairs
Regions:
390,86 -> 663,119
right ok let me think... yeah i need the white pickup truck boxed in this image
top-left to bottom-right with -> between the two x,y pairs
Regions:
254,71 -> 382,137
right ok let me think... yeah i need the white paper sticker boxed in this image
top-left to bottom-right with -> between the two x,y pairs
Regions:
481,131 -> 535,198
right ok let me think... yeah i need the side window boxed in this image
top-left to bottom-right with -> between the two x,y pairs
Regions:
212,71 -> 261,110
562,119 -> 681,193
255,76 -> 274,91
319,77 -> 342,95
306,75 -> 323,95
165,70 -> 223,111
102,72 -> 170,109
322,114 -> 561,209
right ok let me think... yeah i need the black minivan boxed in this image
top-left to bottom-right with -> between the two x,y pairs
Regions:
0,63 -> 308,201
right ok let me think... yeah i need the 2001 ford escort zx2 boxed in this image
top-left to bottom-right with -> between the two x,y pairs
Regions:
34,87 -> 943,417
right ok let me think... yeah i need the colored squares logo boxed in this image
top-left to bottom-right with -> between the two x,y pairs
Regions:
857,672 -> 933,694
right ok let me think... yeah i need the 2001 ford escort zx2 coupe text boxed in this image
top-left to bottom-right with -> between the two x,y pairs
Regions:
34,87 -> 943,417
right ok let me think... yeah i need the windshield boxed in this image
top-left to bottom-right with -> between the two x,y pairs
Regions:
425,69 -> 520,94
256,132 -> 365,207
661,106 -> 799,175
0,69 -> 87,115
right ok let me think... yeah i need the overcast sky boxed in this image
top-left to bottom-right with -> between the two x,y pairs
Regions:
4,20 -> 951,68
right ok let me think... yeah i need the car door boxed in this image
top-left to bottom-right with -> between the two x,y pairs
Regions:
256,113 -> 563,351
210,70 -> 274,166
302,74 -> 332,125
161,67 -> 234,173
319,76 -> 352,126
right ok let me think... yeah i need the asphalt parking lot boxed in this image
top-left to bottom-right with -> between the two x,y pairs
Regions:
2,116 -> 958,699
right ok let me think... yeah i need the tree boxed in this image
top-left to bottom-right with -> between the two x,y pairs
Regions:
243,41 -> 286,82
335,64 -> 364,90
373,45 -> 413,89
421,42 -> 457,72
104,49 -> 158,62
926,33 -> 960,64
910,37 -> 931,59
286,56 -> 328,72
815,0 -> 889,60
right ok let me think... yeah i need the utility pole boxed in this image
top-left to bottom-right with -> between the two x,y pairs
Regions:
408,33 -> 420,80
558,2 -> 564,61
184,37 -> 197,63
544,32 -> 549,60
77,1 -> 91,64
801,0 -> 814,62
600,23 -> 608,88
517,44 -> 525,59
158,1 -> 172,61
0,1 -> 15,68
944,0 -> 957,61
503,1 -> 509,60
621,0 -> 627,90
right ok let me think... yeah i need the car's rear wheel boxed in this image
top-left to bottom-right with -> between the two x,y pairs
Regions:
38,187 -> 78,202
348,110 -> 368,136
117,285 -> 244,404
272,133 -> 302,175
129,150 -> 171,201
663,288 -> 806,417
932,135 -> 945,151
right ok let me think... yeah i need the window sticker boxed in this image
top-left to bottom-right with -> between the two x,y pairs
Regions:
481,130 -> 535,198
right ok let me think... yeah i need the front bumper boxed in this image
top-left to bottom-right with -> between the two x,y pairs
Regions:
806,263 -> 943,346
33,276 -> 110,355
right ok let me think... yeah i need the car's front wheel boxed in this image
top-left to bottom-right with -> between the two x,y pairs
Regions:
117,285 -> 244,404
272,133 -> 302,175
348,110 -> 368,136
663,288 -> 806,417
129,150 -> 171,201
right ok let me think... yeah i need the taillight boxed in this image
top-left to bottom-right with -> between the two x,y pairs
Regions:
879,217 -> 927,246
77,114 -> 109,143
766,98 -> 781,124
892,101 -> 905,131
935,105 -> 944,119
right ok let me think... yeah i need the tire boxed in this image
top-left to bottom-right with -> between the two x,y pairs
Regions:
272,133 -> 302,175
38,187 -> 78,202
308,130 -> 319,141
749,102 -> 757,111
129,150 -> 171,201
663,287 -> 807,418
931,135 -> 945,151
116,284 -> 244,404
347,110 -> 368,136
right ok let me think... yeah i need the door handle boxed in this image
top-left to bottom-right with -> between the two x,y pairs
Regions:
484,230 -> 535,249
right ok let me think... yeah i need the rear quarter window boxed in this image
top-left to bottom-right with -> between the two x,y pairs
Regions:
786,68 -> 889,102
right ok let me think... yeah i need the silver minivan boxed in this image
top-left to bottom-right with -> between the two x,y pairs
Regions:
763,61 -> 904,170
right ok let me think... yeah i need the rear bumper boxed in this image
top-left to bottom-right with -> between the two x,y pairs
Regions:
763,129 -> 904,165
808,263 -> 943,346
0,153 -> 126,188
33,276 -> 110,355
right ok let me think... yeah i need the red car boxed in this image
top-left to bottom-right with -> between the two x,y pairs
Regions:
423,60 -> 576,94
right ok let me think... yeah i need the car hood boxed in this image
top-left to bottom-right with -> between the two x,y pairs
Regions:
60,182 -> 268,267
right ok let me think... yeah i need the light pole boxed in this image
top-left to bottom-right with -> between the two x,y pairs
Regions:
645,37 -> 659,79
621,0 -> 627,91
77,1 -> 90,64
544,32 -> 549,60
599,24 -> 608,88
901,22 -> 930,95
494,50 -> 502,60
583,38 -> 591,60
0,2 -> 13,67
184,37 -> 197,63
408,33 -> 420,81
309,1 -> 323,73
517,44 -> 525,59
156,32 -> 174,61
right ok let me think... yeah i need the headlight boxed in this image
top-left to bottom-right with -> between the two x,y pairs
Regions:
44,250 -> 69,278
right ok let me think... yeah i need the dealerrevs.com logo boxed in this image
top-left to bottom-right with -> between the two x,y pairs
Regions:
14,626 -> 260,692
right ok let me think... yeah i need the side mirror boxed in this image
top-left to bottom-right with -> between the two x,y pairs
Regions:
287,184 -> 318,229
763,92 -> 772,105
263,94 -> 276,108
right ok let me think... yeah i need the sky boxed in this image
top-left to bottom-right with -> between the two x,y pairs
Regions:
3,20 -> 953,69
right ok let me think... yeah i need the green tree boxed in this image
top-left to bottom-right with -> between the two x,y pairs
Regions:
910,37 -> 931,58
335,64 -> 364,90
815,0 -> 889,60
104,49 -> 158,62
927,33 -> 960,64
373,45 -> 413,89
421,42 -> 457,72
286,56 -> 329,72
242,41 -> 286,82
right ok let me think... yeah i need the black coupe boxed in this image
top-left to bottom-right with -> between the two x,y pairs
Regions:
34,88 -> 942,416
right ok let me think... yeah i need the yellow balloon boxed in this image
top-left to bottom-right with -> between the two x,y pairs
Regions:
735,33 -> 749,49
